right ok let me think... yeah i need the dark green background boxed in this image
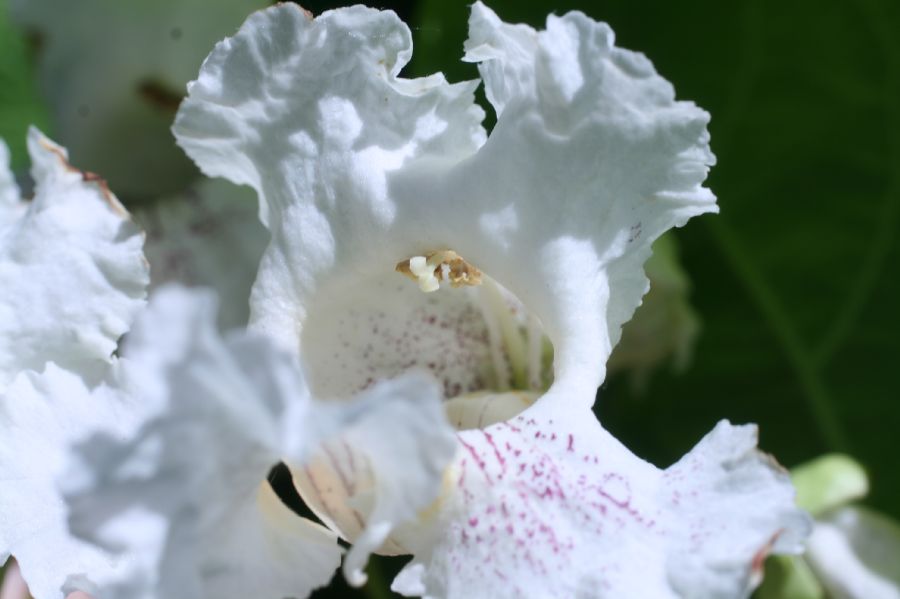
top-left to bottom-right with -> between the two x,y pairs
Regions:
1,0 -> 897,597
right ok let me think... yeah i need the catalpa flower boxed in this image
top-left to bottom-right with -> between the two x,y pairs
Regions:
0,129 -> 148,597
169,2 -> 811,597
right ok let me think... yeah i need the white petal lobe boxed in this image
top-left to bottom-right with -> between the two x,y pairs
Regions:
0,140 -> 23,222
806,507 -> 900,599
0,365 -> 140,599
62,288 -> 342,599
451,3 -> 718,401
0,129 -> 148,389
393,412 -> 809,599
61,287 -> 457,599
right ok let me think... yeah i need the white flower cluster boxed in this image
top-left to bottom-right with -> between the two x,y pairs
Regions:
0,3 -> 825,599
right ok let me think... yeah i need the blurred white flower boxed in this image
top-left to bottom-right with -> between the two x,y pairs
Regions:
0,131 -> 455,599
807,506 -> 900,599
59,286 -> 456,599
0,129 -> 148,598
172,3 -> 811,597
135,179 -> 269,330
760,455 -> 900,599
10,0 -> 267,198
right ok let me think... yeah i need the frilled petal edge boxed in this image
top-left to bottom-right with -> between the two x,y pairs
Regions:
290,370 -> 458,585
0,128 -> 148,389
392,409 -> 809,599
61,288 -> 343,599
61,287 -> 457,599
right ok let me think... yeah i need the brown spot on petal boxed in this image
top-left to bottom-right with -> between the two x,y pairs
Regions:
272,2 -> 314,20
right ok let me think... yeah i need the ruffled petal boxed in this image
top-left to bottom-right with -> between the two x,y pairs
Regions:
61,287 -> 456,598
806,507 -> 900,599
0,129 -> 148,389
393,410 -> 809,599
450,2 -> 717,401
0,364 -> 138,598
61,287 -> 342,599
136,179 -> 269,330
292,372 -> 457,586
174,3 -> 716,412
0,140 -> 24,223
173,3 -> 485,225
10,0 -> 266,197
172,4 -> 487,367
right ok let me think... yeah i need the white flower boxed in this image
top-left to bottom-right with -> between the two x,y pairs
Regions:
760,454 -> 900,599
807,507 -> 900,599
0,129 -> 447,599
172,2 -> 811,597
0,129 -> 148,597
9,0 -> 267,198
59,286 -> 456,599
0,133 -> 450,599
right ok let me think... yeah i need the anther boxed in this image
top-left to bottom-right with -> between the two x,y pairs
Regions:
396,250 -> 483,293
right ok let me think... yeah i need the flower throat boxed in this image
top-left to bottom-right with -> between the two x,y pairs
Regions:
397,249 -> 554,430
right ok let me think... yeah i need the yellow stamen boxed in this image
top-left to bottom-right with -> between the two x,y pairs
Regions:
396,250 -> 483,293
